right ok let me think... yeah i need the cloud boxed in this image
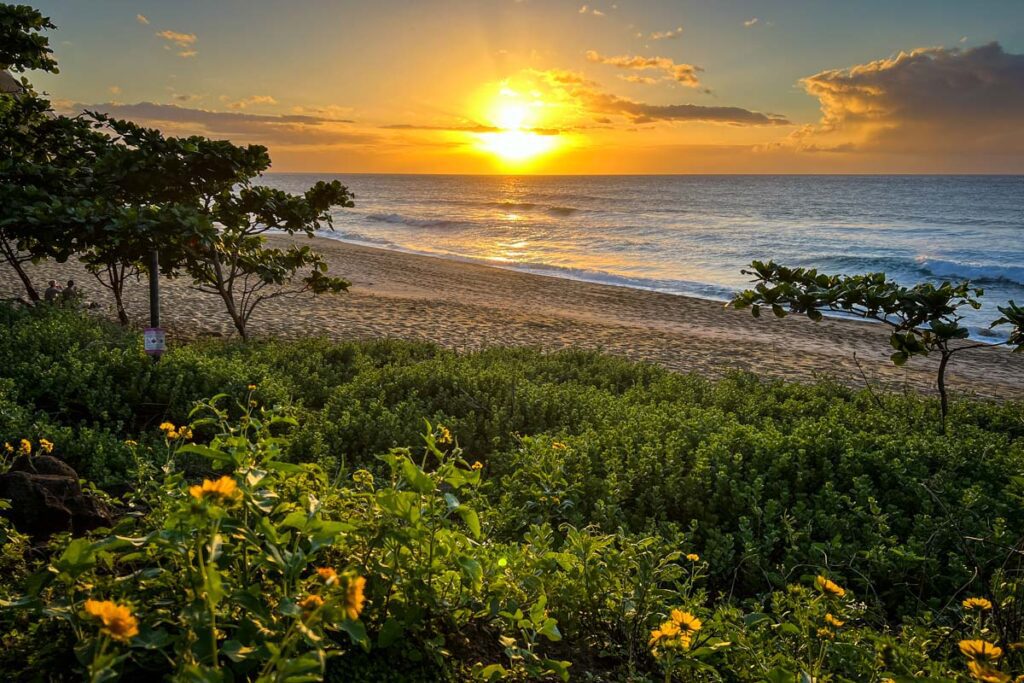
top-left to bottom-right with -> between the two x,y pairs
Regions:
536,69 -> 790,126
619,74 -> 658,84
585,50 -> 702,87
136,14 -> 149,25
790,42 -> 1024,154
649,27 -> 683,41
743,18 -> 759,27
70,101 -> 367,147
222,94 -> 279,110
382,122 -> 563,135
156,29 -> 198,57
578,5 -> 604,16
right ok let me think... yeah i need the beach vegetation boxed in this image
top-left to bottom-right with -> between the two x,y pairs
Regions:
2,304 -> 1024,680
731,260 -> 1024,427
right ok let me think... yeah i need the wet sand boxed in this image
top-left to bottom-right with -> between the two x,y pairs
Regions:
3,234 -> 1022,399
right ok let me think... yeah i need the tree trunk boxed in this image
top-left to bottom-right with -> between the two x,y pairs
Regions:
112,283 -> 129,326
1,239 -> 39,302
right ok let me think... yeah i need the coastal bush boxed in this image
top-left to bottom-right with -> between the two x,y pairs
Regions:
3,306 -> 1024,650
3,383 -> 1024,680
2,307 -> 1024,675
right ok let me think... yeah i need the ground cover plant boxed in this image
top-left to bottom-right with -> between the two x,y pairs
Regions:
1,304 -> 1024,681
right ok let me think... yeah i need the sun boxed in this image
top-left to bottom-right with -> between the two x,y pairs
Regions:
473,89 -> 560,165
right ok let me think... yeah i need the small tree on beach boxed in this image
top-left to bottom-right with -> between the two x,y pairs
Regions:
184,182 -> 353,341
730,260 -> 1024,428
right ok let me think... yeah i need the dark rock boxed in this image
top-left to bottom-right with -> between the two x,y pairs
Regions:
0,456 -> 113,539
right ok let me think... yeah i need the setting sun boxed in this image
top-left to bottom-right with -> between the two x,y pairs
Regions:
473,88 -> 561,165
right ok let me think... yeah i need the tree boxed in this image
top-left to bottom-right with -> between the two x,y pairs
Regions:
184,182 -> 353,340
84,113 -> 352,338
0,3 -> 108,303
730,260 -> 1024,429
0,3 -> 58,74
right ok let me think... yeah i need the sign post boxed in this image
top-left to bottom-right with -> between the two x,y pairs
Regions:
147,249 -> 164,358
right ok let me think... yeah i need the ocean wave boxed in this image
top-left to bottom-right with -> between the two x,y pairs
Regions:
916,257 -> 1024,287
795,254 -> 1024,288
485,201 -> 537,211
365,213 -> 471,229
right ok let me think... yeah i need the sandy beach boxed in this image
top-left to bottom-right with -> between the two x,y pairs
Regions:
3,234 -> 1022,399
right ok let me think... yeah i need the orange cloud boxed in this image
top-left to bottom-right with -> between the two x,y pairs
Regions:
224,94 -> 279,110
155,29 -> 198,57
791,42 -> 1024,154
535,68 -> 789,126
649,27 -> 683,41
585,50 -> 702,87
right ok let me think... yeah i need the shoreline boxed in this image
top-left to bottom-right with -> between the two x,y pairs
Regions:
315,231 -> 1003,342
2,233 -> 1022,399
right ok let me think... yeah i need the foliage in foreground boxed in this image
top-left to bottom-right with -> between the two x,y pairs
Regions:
4,393 -> 1024,681
1,306 -> 1024,680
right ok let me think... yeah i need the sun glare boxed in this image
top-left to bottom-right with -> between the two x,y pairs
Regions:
473,88 -> 560,166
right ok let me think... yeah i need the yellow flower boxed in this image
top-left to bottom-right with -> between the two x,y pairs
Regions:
824,613 -> 845,628
249,400 -> 258,408
437,426 -> 452,444
18,439 -> 31,456
960,639 -> 1003,661
177,426 -> 192,441
964,597 -> 994,612
686,553 -> 700,562
967,661 -> 1010,683
817,627 -> 835,640
84,599 -> 139,643
4,442 -> 14,454
124,440 -> 138,447
39,438 -> 54,454
659,620 -> 681,637
316,567 -> 338,585
815,575 -> 846,598
188,476 -> 240,503
345,575 -> 366,620
299,594 -> 324,612
671,609 -> 702,633
158,422 -> 175,434
471,461 -> 483,470
551,441 -> 567,450
247,384 -> 257,391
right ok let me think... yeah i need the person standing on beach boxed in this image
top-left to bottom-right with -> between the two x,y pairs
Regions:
43,280 -> 62,303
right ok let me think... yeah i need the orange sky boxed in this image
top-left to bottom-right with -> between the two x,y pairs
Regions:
30,0 -> 1024,174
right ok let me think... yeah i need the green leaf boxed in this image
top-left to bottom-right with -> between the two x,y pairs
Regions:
400,458 -> 435,494
456,506 -> 481,539
53,538 -> 97,577
376,617 -> 404,649
340,618 -> 370,651
175,444 -> 232,464
457,555 -> 483,588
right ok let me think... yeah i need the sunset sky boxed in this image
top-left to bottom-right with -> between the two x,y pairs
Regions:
28,0 -> 1024,174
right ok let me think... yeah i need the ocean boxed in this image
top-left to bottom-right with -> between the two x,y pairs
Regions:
261,174 -> 1024,340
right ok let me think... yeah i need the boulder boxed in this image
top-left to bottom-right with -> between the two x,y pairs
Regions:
0,456 -> 113,539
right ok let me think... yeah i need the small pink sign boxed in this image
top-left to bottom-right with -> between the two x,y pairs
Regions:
144,327 -> 166,355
